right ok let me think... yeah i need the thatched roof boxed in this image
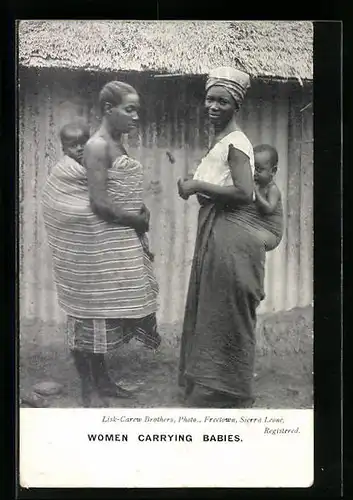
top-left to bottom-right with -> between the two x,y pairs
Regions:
18,20 -> 313,82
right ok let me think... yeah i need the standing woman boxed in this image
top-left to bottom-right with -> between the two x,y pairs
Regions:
42,81 -> 160,407
178,67 -> 263,408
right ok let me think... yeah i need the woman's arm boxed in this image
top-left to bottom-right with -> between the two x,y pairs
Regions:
196,194 -> 210,206
179,145 -> 254,205
191,181 -> 251,204
255,183 -> 281,215
227,144 -> 254,200
84,139 -> 148,233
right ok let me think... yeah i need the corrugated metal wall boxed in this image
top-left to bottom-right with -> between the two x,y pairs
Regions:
19,68 -> 313,326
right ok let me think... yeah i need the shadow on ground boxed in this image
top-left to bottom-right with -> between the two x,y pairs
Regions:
20,306 -> 313,409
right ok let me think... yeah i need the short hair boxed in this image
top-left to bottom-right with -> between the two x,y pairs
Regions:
99,81 -> 138,114
60,120 -> 90,146
253,144 -> 279,168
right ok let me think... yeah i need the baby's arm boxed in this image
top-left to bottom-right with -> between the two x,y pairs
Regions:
255,183 -> 281,215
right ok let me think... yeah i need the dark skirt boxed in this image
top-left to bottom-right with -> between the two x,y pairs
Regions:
178,203 -> 266,400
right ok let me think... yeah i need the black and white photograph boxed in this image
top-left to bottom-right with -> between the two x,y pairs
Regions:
19,20 -> 313,411
18,20 -> 315,488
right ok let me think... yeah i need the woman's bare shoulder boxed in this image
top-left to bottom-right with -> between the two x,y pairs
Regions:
85,133 -> 109,157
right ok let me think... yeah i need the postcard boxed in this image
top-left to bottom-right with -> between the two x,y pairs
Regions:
18,19 -> 314,488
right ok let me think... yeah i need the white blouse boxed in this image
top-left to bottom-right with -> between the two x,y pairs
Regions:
193,130 -> 255,199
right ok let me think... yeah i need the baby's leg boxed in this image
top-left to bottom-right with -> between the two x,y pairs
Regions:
262,231 -> 282,252
245,226 -> 281,252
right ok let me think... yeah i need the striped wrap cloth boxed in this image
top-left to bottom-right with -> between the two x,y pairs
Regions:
41,155 -> 158,319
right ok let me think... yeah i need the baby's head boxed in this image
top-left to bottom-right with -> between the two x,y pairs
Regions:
253,144 -> 278,187
60,120 -> 90,164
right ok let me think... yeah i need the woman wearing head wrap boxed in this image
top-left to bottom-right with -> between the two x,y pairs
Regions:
42,81 -> 160,407
177,67 -> 266,408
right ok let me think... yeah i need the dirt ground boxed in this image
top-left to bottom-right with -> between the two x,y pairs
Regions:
19,306 -> 313,409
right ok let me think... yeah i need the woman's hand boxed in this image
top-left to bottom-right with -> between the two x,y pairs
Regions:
140,204 -> 150,224
177,178 -> 197,200
134,204 -> 150,234
177,179 -> 188,199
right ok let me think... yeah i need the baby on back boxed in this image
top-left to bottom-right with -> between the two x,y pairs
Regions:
188,138 -> 283,251
60,119 -> 90,165
253,144 -> 281,216
57,119 -> 154,261
252,144 -> 283,250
